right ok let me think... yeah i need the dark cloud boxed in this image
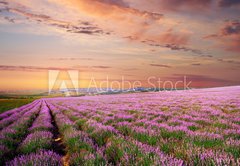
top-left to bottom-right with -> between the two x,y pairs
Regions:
221,21 -> 240,35
203,34 -> 219,39
201,54 -> 213,58
96,0 -> 129,7
145,41 -> 205,55
0,65 -> 77,72
217,58 -> 240,65
219,0 -> 240,7
0,65 -> 112,72
1,6 -> 110,36
204,20 -> 240,52
72,65 -> 112,70
0,1 -> 8,5
204,20 -> 240,37
127,35 -> 204,55
191,63 -> 201,66
4,16 -> 15,23
150,64 -> 172,68
92,66 -> 111,69
165,44 -> 203,54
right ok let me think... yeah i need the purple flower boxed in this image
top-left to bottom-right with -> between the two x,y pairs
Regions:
7,150 -> 62,166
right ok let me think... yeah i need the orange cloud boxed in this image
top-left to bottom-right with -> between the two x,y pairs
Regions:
2,0 -> 195,52
63,0 -> 163,21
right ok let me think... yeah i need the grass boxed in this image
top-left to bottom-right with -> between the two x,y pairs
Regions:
193,139 -> 224,149
75,119 -> 87,130
0,99 -> 34,114
132,132 -> 158,146
20,139 -> 52,154
188,125 -> 200,131
90,130 -> 114,146
105,138 -> 124,164
105,136 -> 155,165
213,123 -> 230,129
161,143 -> 171,153
160,129 -> 186,140
65,135 -> 93,153
225,147 -> 240,158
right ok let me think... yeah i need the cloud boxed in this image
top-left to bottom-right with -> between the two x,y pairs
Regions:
0,65 -> 76,72
157,30 -> 190,45
2,0 -> 233,56
0,7 -> 110,35
92,66 -> 111,69
3,16 -> 15,23
206,20 -> 240,37
150,64 -> 172,68
0,0 -> 197,53
128,29 -> 192,48
191,63 -> 201,66
65,0 -> 163,21
125,0 -> 213,13
204,20 -> 240,52
0,1 -> 7,5
156,0 -> 213,11
221,20 -> 240,35
144,41 -> 203,55
204,34 -> 219,39
165,74 -> 238,87
96,0 -> 129,7
217,58 -> 240,65
219,0 -> 240,7
0,65 -> 111,72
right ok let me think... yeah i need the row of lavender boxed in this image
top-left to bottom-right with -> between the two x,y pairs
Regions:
0,100 -> 39,129
0,100 -> 41,163
0,100 -> 62,165
46,86 -> 240,165
47,103 -> 106,165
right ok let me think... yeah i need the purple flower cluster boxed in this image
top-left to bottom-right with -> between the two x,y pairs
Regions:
0,103 -> 41,138
0,100 -> 39,121
0,101 -> 44,165
19,131 -> 53,152
7,150 -> 62,166
0,100 -> 40,130
29,102 -> 53,132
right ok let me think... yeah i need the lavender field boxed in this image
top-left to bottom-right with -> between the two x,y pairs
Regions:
0,87 -> 240,166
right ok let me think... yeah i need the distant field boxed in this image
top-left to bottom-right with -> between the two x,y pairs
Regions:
0,99 -> 34,113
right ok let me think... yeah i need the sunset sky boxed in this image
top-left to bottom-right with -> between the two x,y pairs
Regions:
0,0 -> 239,91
